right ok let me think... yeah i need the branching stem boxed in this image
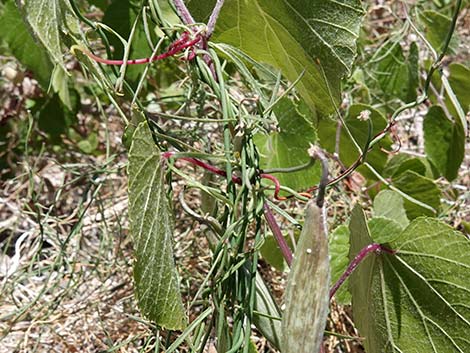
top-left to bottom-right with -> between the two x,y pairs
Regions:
329,243 -> 396,299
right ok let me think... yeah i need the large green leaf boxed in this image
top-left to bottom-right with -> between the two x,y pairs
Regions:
254,98 -> 320,191
187,0 -> 365,115
350,210 -> 470,353
392,170 -> 441,220
424,105 -> 465,181
0,1 -> 53,87
282,201 -> 330,353
128,121 -> 186,329
16,0 -> 81,69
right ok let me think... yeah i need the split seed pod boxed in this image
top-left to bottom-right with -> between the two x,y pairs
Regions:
281,200 -> 330,353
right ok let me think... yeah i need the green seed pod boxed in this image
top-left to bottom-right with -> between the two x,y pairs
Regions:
281,200 -> 330,353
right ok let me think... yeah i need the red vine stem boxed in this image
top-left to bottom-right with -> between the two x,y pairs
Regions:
81,33 -> 202,66
329,243 -> 396,300
263,203 -> 293,267
162,152 -> 287,200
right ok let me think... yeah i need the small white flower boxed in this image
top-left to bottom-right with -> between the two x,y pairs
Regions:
358,109 -> 371,121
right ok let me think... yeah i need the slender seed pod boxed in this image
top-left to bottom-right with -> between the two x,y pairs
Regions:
281,199 -> 330,353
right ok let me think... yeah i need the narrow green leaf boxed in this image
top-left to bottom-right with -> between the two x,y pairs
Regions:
282,200 -> 330,353
253,273 -> 282,349
128,121 -> 186,330
424,105 -> 465,181
254,98 -> 320,191
188,0 -> 365,115
350,215 -> 470,353
392,170 -> 441,219
0,0 -> 53,87
373,190 -> 409,228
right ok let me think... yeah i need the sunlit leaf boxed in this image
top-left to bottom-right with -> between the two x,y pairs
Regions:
367,217 -> 402,244
318,104 -> 392,180
188,0 -> 364,115
128,121 -> 186,329
392,170 -> 441,219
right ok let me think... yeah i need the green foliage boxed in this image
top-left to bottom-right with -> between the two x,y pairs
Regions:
373,190 -> 409,228
419,10 -> 460,54
15,0 -> 81,70
254,98 -> 320,191
373,41 -> 419,103
0,0 -> 53,87
5,0 -> 468,351
350,207 -> 470,353
128,121 -> 186,329
102,0 -> 151,83
329,225 -> 351,304
424,105 -> 465,181
392,170 -> 441,219
188,0 -> 365,115
318,104 -> 392,179
282,201 -> 330,353
367,217 -> 403,244
260,230 -> 299,272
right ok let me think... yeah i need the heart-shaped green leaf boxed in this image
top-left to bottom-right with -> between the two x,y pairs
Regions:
350,207 -> 470,353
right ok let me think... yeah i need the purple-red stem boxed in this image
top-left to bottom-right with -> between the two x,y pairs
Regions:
329,243 -> 396,299
162,152 -> 286,200
84,34 -> 201,66
263,203 -> 293,267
